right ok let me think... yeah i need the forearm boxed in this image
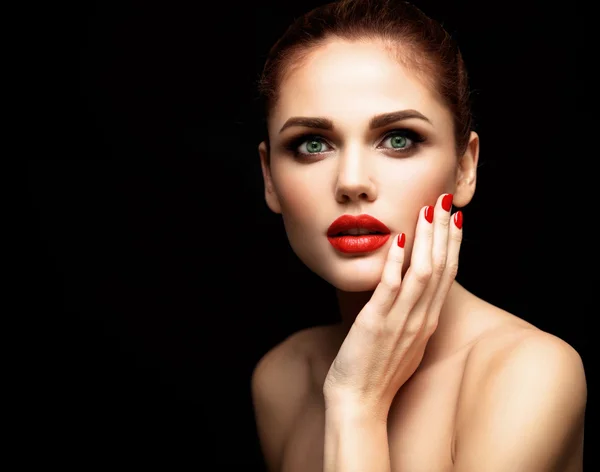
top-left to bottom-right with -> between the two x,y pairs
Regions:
323,403 -> 391,472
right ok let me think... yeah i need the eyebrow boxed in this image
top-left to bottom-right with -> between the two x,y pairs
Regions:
278,109 -> 432,134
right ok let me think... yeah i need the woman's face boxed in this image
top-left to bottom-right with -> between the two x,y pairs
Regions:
259,39 -> 478,292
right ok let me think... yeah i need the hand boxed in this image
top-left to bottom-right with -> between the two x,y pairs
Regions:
323,193 -> 463,421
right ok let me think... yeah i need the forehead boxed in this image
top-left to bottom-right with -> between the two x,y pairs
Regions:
272,39 -> 451,134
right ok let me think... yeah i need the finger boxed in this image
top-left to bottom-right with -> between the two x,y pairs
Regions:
410,193 -> 453,334
427,210 -> 463,319
387,204 -> 435,328
365,232 -> 406,317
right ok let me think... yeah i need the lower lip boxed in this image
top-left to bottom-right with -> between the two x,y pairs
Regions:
327,234 -> 391,253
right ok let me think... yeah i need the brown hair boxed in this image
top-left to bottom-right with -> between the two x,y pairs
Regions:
256,0 -> 474,161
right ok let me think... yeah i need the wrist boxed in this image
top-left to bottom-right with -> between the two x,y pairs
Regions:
323,398 -> 392,472
324,395 -> 389,425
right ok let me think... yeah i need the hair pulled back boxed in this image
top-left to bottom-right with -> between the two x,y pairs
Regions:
256,0 -> 474,160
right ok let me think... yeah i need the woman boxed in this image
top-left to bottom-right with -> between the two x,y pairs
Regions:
250,1 -> 586,471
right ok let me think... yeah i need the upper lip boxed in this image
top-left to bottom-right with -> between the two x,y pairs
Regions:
327,214 -> 391,236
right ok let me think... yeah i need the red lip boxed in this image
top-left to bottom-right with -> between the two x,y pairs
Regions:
327,234 -> 391,253
327,214 -> 391,237
326,214 -> 391,254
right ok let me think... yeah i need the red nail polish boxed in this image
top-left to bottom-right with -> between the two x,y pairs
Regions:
454,211 -> 463,229
425,206 -> 434,223
397,233 -> 405,248
442,194 -> 453,212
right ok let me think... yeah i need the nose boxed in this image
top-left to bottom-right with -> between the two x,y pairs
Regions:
334,150 -> 377,203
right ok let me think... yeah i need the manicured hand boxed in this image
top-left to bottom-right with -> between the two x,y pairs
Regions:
323,193 -> 463,421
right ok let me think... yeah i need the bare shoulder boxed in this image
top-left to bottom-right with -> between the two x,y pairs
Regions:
250,328 -> 318,472
251,325 -> 333,401
453,316 -> 587,470
458,306 -> 586,403
463,320 -> 585,382
252,328 -> 313,375
454,290 -> 583,376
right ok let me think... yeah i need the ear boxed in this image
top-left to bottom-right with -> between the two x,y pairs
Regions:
453,131 -> 480,208
258,141 -> 282,214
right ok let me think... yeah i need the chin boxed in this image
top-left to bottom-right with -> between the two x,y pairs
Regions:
329,277 -> 379,292
290,239 -> 388,292
308,261 -> 383,292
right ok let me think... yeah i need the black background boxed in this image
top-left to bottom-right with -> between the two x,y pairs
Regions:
28,0 -> 591,469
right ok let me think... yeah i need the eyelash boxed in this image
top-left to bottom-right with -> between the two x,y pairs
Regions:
284,128 -> 426,159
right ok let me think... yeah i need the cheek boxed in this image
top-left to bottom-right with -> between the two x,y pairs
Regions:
273,169 -> 324,228
382,159 -> 455,204
272,156 -> 455,226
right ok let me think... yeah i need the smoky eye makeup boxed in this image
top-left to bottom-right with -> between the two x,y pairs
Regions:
281,128 -> 427,158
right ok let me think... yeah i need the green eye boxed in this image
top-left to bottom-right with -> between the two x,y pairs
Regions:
306,140 -> 325,153
288,136 -> 332,155
389,135 -> 408,149
284,128 -> 426,159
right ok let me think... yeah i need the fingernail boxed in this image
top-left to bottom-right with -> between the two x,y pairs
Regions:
454,211 -> 463,229
397,233 -> 406,248
442,194 -> 453,212
425,206 -> 434,223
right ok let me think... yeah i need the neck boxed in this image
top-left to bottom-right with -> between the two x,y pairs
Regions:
334,280 -> 467,364
335,288 -> 373,333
